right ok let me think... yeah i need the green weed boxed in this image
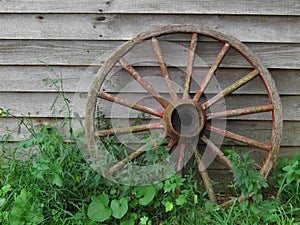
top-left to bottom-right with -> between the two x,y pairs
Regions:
225,148 -> 268,202
274,152 -> 300,206
0,75 -> 299,224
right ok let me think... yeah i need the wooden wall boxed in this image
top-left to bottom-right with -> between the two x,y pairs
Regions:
0,0 -> 299,158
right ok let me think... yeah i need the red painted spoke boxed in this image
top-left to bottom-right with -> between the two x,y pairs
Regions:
119,57 -> 170,108
98,91 -> 164,118
207,104 -> 274,120
176,143 -> 185,173
194,150 -> 217,203
193,43 -> 230,102
152,37 -> 178,101
105,137 -> 163,175
203,69 -> 259,109
183,33 -> 198,99
106,136 -> 175,176
95,122 -> 164,137
200,135 -> 232,169
207,125 -> 271,151
166,138 -> 177,152
105,145 -> 146,176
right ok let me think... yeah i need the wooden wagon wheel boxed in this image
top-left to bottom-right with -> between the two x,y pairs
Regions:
85,24 -> 282,205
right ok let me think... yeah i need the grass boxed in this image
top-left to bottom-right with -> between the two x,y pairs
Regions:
0,76 -> 299,224
0,121 -> 299,224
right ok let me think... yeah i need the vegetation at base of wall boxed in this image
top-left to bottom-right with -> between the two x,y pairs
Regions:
0,77 -> 299,224
0,116 -> 299,225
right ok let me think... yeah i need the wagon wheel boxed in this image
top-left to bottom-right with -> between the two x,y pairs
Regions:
85,24 -> 282,205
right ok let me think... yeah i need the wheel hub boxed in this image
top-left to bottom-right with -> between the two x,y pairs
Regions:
163,99 -> 206,140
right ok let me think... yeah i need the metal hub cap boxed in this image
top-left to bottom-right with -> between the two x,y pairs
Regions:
164,99 -> 206,140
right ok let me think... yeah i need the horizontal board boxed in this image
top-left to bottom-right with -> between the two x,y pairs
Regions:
1,67 -> 299,95
97,93 -> 298,121
0,91 -> 298,119
0,118 -> 299,146
0,92 -> 76,118
0,66 -> 98,92
99,68 -> 300,95
197,145 -> 299,170
0,41 -> 299,69
0,14 -> 299,42
0,0 -> 299,15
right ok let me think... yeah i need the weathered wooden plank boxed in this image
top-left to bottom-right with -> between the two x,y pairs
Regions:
0,67 -> 299,95
0,92 -> 298,120
0,66 -> 98,92
0,117 -> 57,142
0,14 -> 299,42
96,92 -> 295,121
1,118 -> 299,146
0,0 -> 299,15
96,93 -> 298,121
222,120 -> 299,148
197,145 -> 300,170
0,40 -> 116,66
0,41 -> 299,69
98,68 -> 300,95
0,92 -> 76,118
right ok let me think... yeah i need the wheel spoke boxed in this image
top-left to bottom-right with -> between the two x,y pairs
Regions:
105,145 -> 146,176
167,138 -> 177,152
119,57 -> 170,108
176,143 -> 186,173
203,69 -> 259,109
194,150 -> 217,203
193,43 -> 230,102
200,135 -> 232,169
207,104 -> 274,120
98,91 -> 164,118
152,37 -> 178,101
106,136 -> 174,176
183,33 -> 198,99
207,125 -> 271,151
95,122 -> 164,137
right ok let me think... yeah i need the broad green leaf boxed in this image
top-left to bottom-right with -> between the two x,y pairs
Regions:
9,189 -> 44,225
132,185 -> 156,206
49,161 -> 62,174
111,198 -> 128,219
52,174 -> 63,187
87,194 -> 112,222
120,213 -> 137,225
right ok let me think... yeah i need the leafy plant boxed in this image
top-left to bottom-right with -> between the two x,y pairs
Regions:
87,194 -> 112,222
225,148 -> 268,200
9,189 -> 44,225
110,197 -> 129,219
200,198 -> 299,225
0,72 -> 299,224
132,185 -> 156,206
274,153 -> 300,205
0,185 -> 11,223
